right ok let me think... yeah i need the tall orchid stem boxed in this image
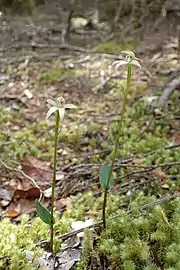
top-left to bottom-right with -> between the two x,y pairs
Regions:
102,63 -> 132,229
50,111 -> 60,254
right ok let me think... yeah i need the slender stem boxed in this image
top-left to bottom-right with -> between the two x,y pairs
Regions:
50,111 -> 60,254
102,63 -> 132,229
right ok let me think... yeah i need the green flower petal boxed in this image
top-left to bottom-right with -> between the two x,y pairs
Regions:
121,50 -> 136,58
131,59 -> 141,68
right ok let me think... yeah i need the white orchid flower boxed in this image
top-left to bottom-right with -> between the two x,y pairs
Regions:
46,97 -> 77,120
112,50 -> 141,69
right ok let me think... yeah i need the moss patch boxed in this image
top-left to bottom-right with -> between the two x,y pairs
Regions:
75,193 -> 180,270
38,68 -> 84,85
92,38 -> 138,54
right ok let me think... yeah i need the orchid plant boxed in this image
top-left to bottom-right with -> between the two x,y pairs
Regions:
100,51 -> 141,229
36,96 -> 77,254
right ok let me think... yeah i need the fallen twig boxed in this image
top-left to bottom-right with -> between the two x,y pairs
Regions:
0,160 -> 40,189
1,143 -> 179,198
156,76 -> 180,107
116,161 -> 180,169
11,42 -> 90,53
115,161 -> 180,182
135,143 -> 180,159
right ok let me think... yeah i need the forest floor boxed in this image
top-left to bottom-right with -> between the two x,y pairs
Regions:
0,3 -> 180,269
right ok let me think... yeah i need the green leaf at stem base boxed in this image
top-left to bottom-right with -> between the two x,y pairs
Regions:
99,164 -> 114,190
36,200 -> 52,225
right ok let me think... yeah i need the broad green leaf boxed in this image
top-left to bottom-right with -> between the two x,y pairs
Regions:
46,106 -> 58,119
99,164 -> 114,190
36,200 -> 52,225
47,99 -> 57,107
121,50 -> 135,59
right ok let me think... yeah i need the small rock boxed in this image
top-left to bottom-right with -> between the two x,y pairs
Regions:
24,89 -> 33,99
8,82 -> 14,88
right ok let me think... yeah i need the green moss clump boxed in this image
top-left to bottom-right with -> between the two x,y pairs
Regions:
0,199 -> 88,270
1,0 -> 36,14
0,190 -> 180,269
77,229 -> 94,269
92,39 -> 137,54
59,126 -> 83,149
0,105 -> 85,166
121,37 -> 138,50
0,193 -> 98,269
38,68 -> 68,85
38,68 -> 83,85
77,194 -> 180,269
93,42 -> 122,54
0,216 -> 44,270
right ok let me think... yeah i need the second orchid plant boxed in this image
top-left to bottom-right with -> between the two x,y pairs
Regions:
99,51 -> 141,229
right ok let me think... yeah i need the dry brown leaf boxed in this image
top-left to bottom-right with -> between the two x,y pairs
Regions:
27,187 -> 41,200
12,188 -> 41,201
153,170 -> 166,178
91,184 -> 100,191
55,197 -> 72,211
3,209 -> 19,218
21,155 -> 53,188
4,198 -> 38,219
171,131 -> 180,145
